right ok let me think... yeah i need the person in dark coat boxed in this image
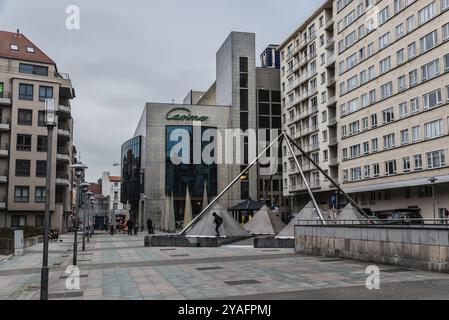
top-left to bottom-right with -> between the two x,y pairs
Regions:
126,220 -> 134,236
110,224 -> 114,236
147,218 -> 154,235
212,212 -> 223,237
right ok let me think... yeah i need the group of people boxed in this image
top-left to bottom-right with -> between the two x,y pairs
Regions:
109,219 -> 139,236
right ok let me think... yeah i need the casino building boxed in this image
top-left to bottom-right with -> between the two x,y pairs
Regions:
121,32 -> 285,228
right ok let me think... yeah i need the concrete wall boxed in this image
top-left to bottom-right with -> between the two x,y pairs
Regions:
295,225 -> 449,273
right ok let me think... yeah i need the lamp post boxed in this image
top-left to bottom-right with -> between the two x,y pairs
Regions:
429,177 -> 438,222
40,98 -> 57,300
70,163 -> 88,266
81,186 -> 91,251
87,197 -> 95,242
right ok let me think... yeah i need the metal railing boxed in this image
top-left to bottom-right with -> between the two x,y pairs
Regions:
0,143 -> 9,151
56,172 -> 69,180
0,117 -> 10,125
296,219 -> 449,229
0,169 -> 8,176
0,91 -> 11,99
57,147 -> 69,155
0,65 -> 70,80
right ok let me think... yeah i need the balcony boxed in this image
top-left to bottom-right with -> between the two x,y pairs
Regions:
286,62 -> 300,77
299,69 -> 318,85
57,124 -> 71,140
291,179 -> 321,192
326,54 -> 335,67
0,91 -> 11,105
325,37 -> 335,49
286,77 -> 300,94
327,116 -> 337,127
328,136 -> 338,147
299,51 -> 317,68
57,104 -> 71,115
301,124 -> 319,136
56,172 -> 70,186
299,87 -> 318,102
0,169 -> 7,183
327,96 -> 337,106
304,143 -> 320,153
57,147 -> 71,162
326,76 -> 336,87
0,143 -> 9,157
0,118 -> 10,131
286,44 -> 301,61
325,18 -> 334,30
329,157 -> 339,166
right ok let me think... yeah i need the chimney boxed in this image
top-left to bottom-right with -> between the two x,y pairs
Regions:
16,29 -> 20,35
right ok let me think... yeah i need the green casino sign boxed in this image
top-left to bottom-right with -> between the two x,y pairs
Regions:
166,108 -> 208,122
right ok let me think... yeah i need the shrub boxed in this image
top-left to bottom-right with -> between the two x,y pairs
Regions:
0,226 -> 44,239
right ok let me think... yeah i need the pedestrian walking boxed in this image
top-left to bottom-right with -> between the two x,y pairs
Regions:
212,212 -> 223,237
110,224 -> 114,236
147,218 -> 154,235
126,220 -> 134,236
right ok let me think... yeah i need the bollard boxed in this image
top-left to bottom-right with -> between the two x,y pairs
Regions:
14,230 -> 24,256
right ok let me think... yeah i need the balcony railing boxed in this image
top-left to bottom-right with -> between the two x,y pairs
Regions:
57,147 -> 69,155
327,96 -> 337,106
0,169 -> 8,176
56,172 -> 69,180
0,91 -> 11,99
0,65 -> 70,80
328,116 -> 337,126
0,143 -> 9,151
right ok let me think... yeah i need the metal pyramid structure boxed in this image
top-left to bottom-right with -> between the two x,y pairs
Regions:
276,201 -> 322,239
244,206 -> 285,235
185,203 -> 249,238
337,203 -> 367,224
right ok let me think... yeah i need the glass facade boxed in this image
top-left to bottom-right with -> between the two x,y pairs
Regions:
121,136 -> 143,205
165,126 -> 217,198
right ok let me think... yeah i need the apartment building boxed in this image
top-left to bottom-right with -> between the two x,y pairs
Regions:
279,0 -> 337,212
0,30 -> 75,230
335,0 -> 449,218
101,172 -> 126,224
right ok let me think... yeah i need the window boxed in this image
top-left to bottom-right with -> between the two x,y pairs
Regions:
11,216 -> 26,229
443,0 -> 449,11
371,114 -> 378,127
385,160 -> 397,175
348,121 -> 360,135
379,33 -> 390,49
368,66 -> 375,80
414,154 -> 423,170
0,82 -> 3,98
395,0 -> 404,13
19,83 -> 33,101
360,70 -> 367,84
343,148 -> 348,160
18,63 -> 48,76
35,187 -> 46,203
364,165 -> 371,178
10,44 -> 19,51
399,102 -> 408,117
443,23 -> 449,41
240,73 -> 248,88
445,54 -> 449,72
380,82 -> 393,99
363,141 -> 370,154
350,144 -> 361,158
406,15 -> 415,32
412,126 -> 421,141
347,75 -> 358,90
15,160 -> 30,177
378,7 -> 390,25
361,93 -> 368,107
14,186 -> 29,203
403,157 -> 411,172
351,167 -> 362,181
26,46 -> 35,53
401,129 -> 409,144
239,57 -> 248,73
39,86 -> 53,102
395,23 -> 404,39
36,160 -> 47,177
38,111 -> 46,127
362,117 -> 369,130
347,53 -> 357,69
398,75 -> 406,91
373,163 -> 380,177
382,107 -> 394,123
411,97 -> 420,113
369,89 -> 376,104
383,133 -> 395,149
425,119 -> 443,139
421,59 -> 439,81
240,89 -> 248,111
380,56 -> 391,73
367,43 -> 374,56
372,138 -> 379,152
420,30 -> 438,53
418,2 -> 436,25
343,170 -> 349,182
423,89 -> 442,109
427,150 -> 445,168
37,136 -> 48,152
408,42 -> 417,58
409,69 -> 418,87
16,134 -> 31,151
18,109 -> 32,126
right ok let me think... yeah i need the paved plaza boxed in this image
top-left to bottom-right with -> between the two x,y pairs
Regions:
1,232 -> 449,300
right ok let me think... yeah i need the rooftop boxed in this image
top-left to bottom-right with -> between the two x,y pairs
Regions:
0,29 -> 55,65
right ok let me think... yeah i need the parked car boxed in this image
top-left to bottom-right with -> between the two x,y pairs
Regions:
383,210 -> 424,225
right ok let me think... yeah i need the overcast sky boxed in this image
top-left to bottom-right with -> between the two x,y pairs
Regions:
0,0 -> 321,181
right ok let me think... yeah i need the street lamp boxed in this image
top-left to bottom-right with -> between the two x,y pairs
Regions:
70,162 -> 88,266
429,177 -> 438,222
40,98 -> 57,300
87,196 -> 95,242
